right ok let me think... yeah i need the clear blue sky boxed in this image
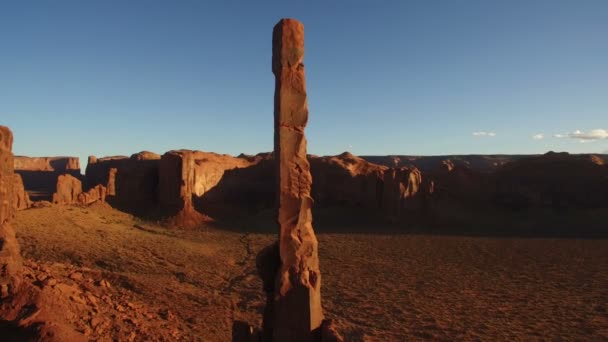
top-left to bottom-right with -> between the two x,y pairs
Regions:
1,1 -> 607,169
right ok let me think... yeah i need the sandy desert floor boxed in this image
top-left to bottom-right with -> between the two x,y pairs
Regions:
12,204 -> 608,341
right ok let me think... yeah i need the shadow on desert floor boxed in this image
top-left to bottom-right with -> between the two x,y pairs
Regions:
207,206 -> 608,240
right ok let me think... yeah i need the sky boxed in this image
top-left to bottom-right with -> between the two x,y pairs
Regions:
1,1 -> 607,169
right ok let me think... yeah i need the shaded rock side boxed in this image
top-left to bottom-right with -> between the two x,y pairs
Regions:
492,152 -> 608,210
310,152 -> 386,208
271,18 -> 323,341
382,167 -> 423,219
12,173 -> 31,211
158,150 -> 207,228
85,152 -> 160,215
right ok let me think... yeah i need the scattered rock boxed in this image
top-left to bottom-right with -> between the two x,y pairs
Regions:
69,272 -> 84,281
159,308 -> 175,320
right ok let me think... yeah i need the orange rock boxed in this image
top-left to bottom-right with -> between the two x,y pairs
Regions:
0,125 -> 23,300
77,184 -> 106,205
14,156 -> 80,172
12,173 -> 31,211
382,166 -> 423,219
270,18 -> 324,340
52,174 -> 83,205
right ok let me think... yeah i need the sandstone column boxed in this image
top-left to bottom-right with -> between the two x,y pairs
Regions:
0,126 -> 22,299
272,18 -> 323,341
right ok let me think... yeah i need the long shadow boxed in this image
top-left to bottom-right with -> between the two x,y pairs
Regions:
0,321 -> 41,342
203,203 -> 608,240
16,170 -> 82,202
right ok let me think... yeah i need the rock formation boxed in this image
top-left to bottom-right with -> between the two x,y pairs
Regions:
14,156 -> 80,173
492,152 -> 608,210
382,166 -> 423,219
15,156 -> 81,202
158,150 -> 253,227
85,152 -> 160,215
12,174 -> 31,211
77,184 -> 107,205
266,18 -> 325,341
0,126 -> 22,300
1,127 -> 85,341
310,152 -> 386,208
52,174 -> 83,205
158,150 -> 208,228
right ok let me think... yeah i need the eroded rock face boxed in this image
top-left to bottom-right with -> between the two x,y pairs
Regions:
0,126 -> 22,300
14,156 -> 81,202
14,156 -> 80,172
78,184 -> 106,205
158,150 -> 253,227
158,150 -> 206,228
270,18 -> 324,340
85,153 -> 159,215
492,152 -> 608,210
52,174 -> 83,205
382,167 -> 423,219
12,174 -> 31,211
311,152 -> 386,208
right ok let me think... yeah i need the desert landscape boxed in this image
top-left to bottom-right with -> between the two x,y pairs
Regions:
2,3 -> 608,342
3,123 -> 608,341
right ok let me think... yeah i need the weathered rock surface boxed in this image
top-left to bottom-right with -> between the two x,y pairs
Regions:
382,166 -> 424,219
268,18 -> 324,341
15,156 -> 81,202
492,152 -> 608,210
14,156 -> 80,172
310,152 -> 386,208
194,153 -> 273,219
0,126 -> 22,300
52,174 -> 83,205
85,152 -> 160,215
12,173 -> 31,211
78,184 -> 107,205
361,154 -> 522,173
158,150 -> 247,228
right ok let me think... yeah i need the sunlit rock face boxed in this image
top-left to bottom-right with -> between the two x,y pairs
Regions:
0,125 -> 22,301
271,18 -> 324,341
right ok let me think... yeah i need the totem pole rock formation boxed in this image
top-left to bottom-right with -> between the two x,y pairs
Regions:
270,18 -> 324,341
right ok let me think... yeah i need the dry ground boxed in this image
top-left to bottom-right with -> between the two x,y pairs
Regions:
13,204 -> 608,341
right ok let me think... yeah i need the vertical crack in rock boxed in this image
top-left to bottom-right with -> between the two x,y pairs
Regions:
270,18 -> 323,341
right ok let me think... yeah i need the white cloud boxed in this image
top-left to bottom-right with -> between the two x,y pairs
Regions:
554,129 -> 608,141
532,133 -> 544,140
472,131 -> 496,137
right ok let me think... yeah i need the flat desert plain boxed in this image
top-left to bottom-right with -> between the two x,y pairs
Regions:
13,204 -> 608,341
